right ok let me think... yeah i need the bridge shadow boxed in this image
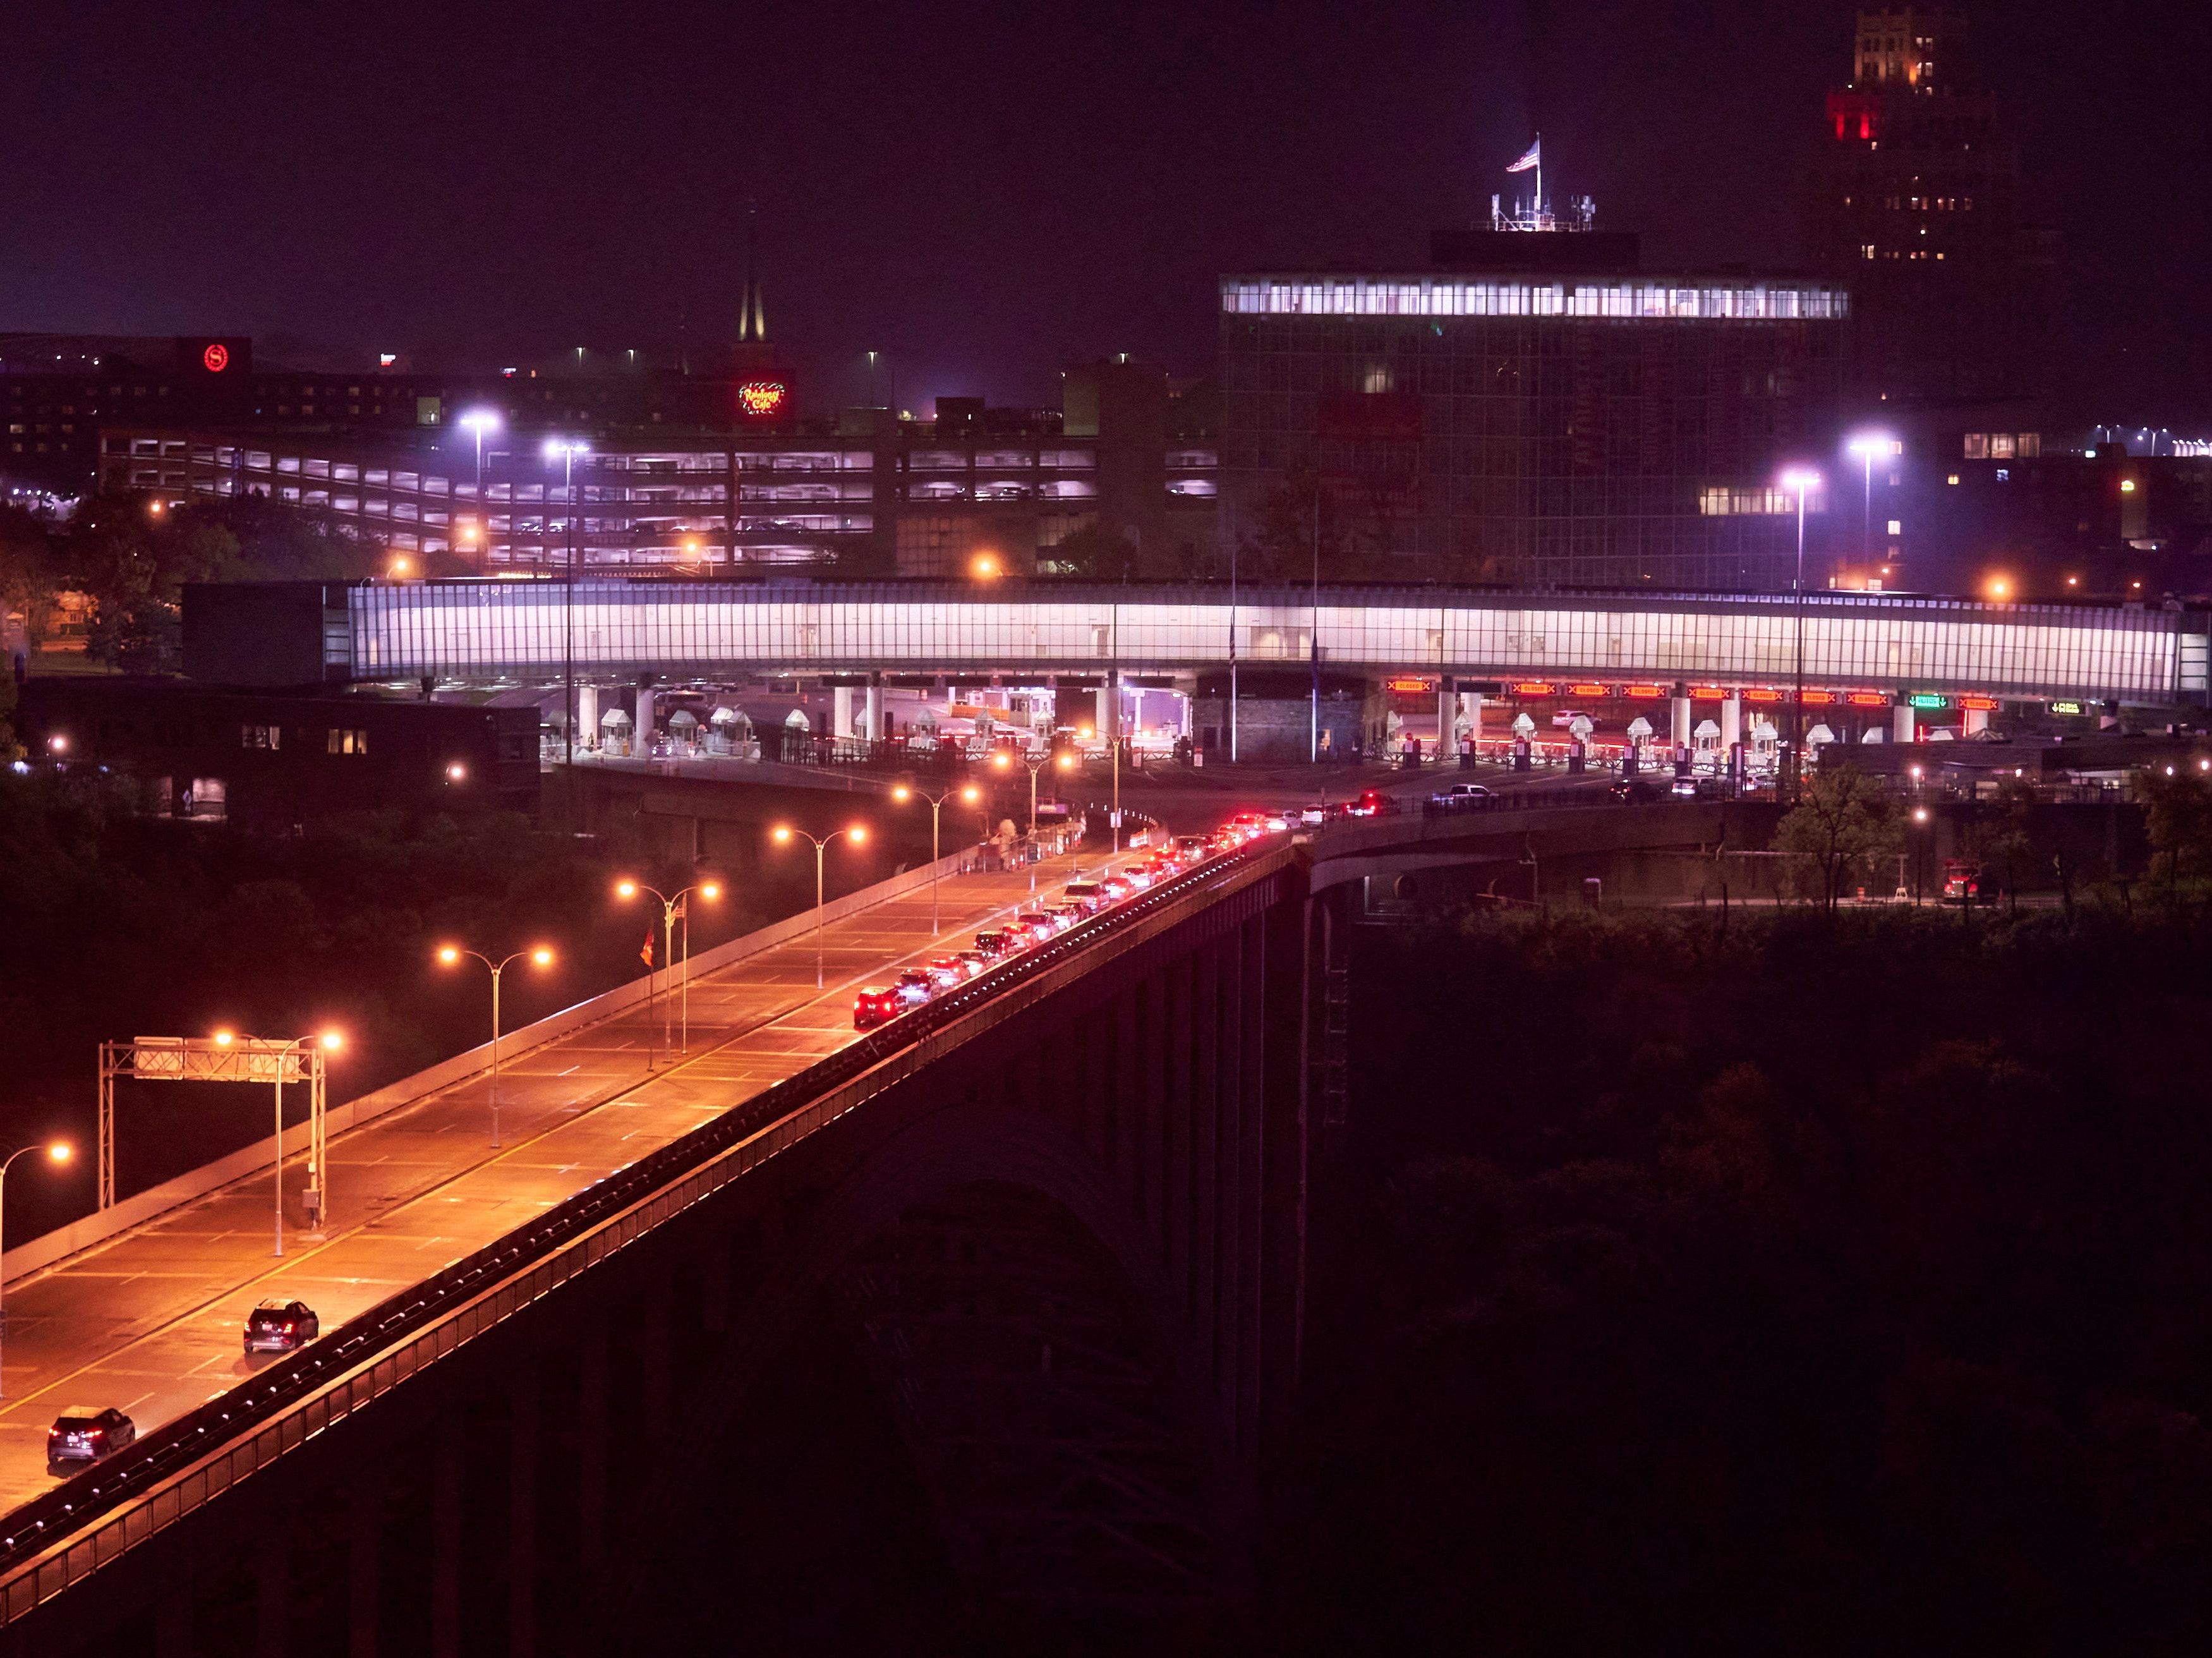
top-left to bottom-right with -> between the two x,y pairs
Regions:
640,1108 -> 1245,1654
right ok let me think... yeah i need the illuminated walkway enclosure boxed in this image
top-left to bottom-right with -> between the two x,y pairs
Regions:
194,579 -> 2211,705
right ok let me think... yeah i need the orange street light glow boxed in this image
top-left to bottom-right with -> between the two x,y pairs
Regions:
47,1142 -> 70,1164
213,1029 -> 234,1048
320,1031 -> 344,1051
970,552 -> 1001,580
848,826 -> 867,844
615,879 -> 639,898
699,882 -> 721,901
891,785 -> 912,802
961,785 -> 979,802
437,945 -> 461,964
772,826 -> 792,843
531,947 -> 555,967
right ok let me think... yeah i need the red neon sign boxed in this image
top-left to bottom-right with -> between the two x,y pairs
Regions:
1508,681 -> 1554,697
1384,677 -> 1433,693
1801,690 -> 1837,705
1743,687 -> 1784,703
1688,685 -> 1727,700
1958,694 -> 2000,711
202,343 -> 229,373
1847,691 -> 1889,708
1565,682 -> 1609,699
1622,684 -> 1666,699
737,380 -> 788,418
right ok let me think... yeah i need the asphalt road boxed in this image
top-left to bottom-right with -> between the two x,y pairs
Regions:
0,845 -> 1125,1520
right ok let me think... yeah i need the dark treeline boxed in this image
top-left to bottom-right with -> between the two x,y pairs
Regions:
0,771 -> 789,1241
1273,905 -> 2212,1655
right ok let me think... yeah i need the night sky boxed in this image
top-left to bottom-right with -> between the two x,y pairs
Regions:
3,1 -> 2206,423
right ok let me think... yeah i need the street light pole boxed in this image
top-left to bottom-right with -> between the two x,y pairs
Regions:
0,1141 -> 71,1398
437,945 -> 555,1146
545,439 -> 589,764
893,784 -> 977,934
771,826 -> 866,987
1781,468 -> 1821,802
613,881 -> 721,1060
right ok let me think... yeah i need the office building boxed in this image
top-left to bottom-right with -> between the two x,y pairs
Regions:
1218,233 -> 1849,588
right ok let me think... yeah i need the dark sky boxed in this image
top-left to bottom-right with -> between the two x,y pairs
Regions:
3,1 -> 2207,424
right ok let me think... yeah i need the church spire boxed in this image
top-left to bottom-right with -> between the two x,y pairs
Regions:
737,200 -> 767,343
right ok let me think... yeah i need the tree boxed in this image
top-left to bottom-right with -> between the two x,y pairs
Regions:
1774,760 -> 1904,910
1970,777 -> 2038,913
2133,756 -> 2212,897
1235,459 -> 1351,582
73,511 -> 245,672
0,507 -> 59,657
1044,521 -> 1140,581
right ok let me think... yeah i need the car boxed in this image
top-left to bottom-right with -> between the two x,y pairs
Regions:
998,917 -> 1038,947
1171,835 -> 1211,862
243,1297 -> 320,1353
1550,709 -> 1593,729
972,929 -> 1013,959
921,959 -> 965,989
1350,789 -> 1396,818
1099,874 -> 1133,901
852,986 -> 903,1029
1670,776 -> 1700,797
1120,865 -> 1154,890
47,1407 -> 135,1468
1609,777 -> 1661,802
955,949 -> 993,976
1261,813 -> 1290,833
1061,880 -> 1106,912
1045,904 -> 1086,928
893,967 -> 937,1007
1015,909 -> 1063,938
1430,784 -> 1496,804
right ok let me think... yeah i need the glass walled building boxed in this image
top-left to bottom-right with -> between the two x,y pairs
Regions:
1217,265 -> 1850,590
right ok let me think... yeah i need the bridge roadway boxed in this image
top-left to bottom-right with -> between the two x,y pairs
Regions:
0,844 -> 1120,1522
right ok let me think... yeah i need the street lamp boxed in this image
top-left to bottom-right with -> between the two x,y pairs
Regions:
0,1141 -> 70,1396
437,944 -> 555,1147
771,825 -> 866,987
1846,432 -> 1892,571
545,439 -> 590,763
892,784 -> 978,933
1780,467 -> 1822,801
459,408 -> 501,499
614,878 -> 722,1062
214,1028 -> 342,1257
970,551 -> 1002,581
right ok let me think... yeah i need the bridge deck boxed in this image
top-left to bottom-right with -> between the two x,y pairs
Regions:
0,849 -> 1111,1520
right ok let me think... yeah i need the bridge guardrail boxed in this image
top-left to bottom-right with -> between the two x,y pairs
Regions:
0,830 -> 1293,1623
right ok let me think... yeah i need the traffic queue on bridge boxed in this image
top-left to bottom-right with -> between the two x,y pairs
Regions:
849,811 -> 1288,1030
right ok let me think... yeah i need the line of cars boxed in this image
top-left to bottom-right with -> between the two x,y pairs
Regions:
850,826 -> 1259,1031
47,1298 -> 321,1473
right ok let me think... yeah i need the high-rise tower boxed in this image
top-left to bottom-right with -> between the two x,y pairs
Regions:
1812,8 -> 2052,414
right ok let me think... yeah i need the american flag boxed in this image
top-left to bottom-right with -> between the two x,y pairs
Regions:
1506,138 -> 1540,174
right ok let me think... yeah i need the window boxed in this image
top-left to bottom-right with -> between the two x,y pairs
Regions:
1962,433 -> 1989,459
1887,519 -> 1902,535
241,724 -> 281,750
327,728 -> 368,755
1990,433 -> 2016,459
